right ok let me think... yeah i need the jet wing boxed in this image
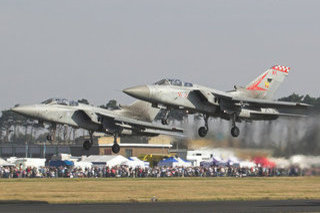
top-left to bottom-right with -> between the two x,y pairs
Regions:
250,111 -> 308,120
207,90 -> 311,110
95,111 -> 184,133
231,97 -> 311,109
134,128 -> 186,137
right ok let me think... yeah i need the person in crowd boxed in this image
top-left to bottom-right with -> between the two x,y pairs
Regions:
0,163 -> 318,179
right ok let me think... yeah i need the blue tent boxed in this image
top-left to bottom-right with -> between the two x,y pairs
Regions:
158,157 -> 178,167
49,160 -> 74,167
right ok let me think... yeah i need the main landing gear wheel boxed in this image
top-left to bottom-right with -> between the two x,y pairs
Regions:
230,113 -> 240,138
231,126 -> 240,138
198,114 -> 209,137
83,140 -> 92,150
198,127 -> 208,137
112,143 -> 120,154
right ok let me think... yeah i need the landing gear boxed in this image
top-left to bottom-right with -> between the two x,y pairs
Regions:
161,118 -> 169,125
112,143 -> 120,153
83,131 -> 94,150
198,114 -> 209,137
231,126 -> 240,137
46,123 -> 56,142
83,140 -> 92,150
161,109 -> 170,125
112,133 -> 120,154
230,113 -> 240,138
198,126 -> 208,137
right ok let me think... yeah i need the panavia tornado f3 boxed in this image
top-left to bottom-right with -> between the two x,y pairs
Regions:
11,98 -> 183,153
123,65 -> 311,138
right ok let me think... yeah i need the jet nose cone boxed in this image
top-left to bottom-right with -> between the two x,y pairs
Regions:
11,105 -> 38,117
123,85 -> 150,100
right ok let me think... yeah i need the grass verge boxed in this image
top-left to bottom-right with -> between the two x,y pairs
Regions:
0,177 -> 319,204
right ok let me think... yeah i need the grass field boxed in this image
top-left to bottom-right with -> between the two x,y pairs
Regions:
0,177 -> 319,204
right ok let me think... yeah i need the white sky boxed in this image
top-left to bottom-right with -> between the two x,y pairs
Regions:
0,0 -> 319,111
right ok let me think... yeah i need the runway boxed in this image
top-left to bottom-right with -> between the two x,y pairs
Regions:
0,200 -> 320,213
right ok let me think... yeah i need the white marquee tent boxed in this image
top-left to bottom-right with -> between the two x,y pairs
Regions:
121,157 -> 148,168
6,157 -> 46,169
74,161 -> 93,170
0,158 -> 15,167
81,155 -> 129,167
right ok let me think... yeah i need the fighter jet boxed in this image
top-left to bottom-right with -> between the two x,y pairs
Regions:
123,65 -> 311,138
11,98 -> 183,153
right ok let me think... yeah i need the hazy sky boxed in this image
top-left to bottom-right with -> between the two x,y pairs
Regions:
0,0 -> 319,111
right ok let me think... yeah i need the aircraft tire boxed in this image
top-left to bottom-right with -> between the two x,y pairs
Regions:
231,126 -> 240,137
198,126 -> 208,137
83,140 -> 92,150
112,143 -> 120,154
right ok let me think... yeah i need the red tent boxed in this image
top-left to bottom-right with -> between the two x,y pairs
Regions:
253,157 -> 276,168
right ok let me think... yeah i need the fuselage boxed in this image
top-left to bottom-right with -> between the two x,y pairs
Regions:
12,102 -> 108,132
11,98 -> 161,136
123,80 -> 280,122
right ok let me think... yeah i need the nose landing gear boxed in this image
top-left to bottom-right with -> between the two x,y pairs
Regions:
161,109 -> 170,125
83,140 -> 92,150
161,118 -> 169,125
83,131 -> 94,150
46,123 -> 56,142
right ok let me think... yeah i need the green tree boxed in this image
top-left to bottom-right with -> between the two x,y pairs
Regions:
106,99 -> 119,110
78,98 -> 90,105
278,93 -> 304,102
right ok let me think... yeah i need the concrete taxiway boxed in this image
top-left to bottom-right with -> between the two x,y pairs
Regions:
0,200 -> 319,213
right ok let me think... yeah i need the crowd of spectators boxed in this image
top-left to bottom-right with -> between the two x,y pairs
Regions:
1,164 -> 319,179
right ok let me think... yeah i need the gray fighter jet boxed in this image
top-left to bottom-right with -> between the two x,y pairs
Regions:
123,65 -> 311,138
11,98 -> 183,153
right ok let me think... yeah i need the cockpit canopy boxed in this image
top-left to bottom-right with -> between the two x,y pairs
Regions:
41,98 -> 79,106
154,79 -> 193,87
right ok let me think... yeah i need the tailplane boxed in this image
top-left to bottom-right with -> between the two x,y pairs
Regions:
245,65 -> 290,99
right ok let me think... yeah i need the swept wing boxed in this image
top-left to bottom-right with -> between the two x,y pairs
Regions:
193,89 -> 311,110
76,109 -> 183,134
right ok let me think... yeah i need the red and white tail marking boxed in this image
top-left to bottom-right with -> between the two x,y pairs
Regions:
246,72 -> 268,91
244,65 -> 291,99
271,65 -> 290,74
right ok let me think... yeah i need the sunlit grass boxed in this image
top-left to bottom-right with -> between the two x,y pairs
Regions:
0,177 -> 319,203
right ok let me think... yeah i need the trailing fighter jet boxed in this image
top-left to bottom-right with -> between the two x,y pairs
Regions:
123,65 -> 311,138
11,98 -> 183,153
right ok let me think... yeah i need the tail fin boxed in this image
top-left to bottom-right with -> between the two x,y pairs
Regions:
119,101 -> 160,122
245,65 -> 290,99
